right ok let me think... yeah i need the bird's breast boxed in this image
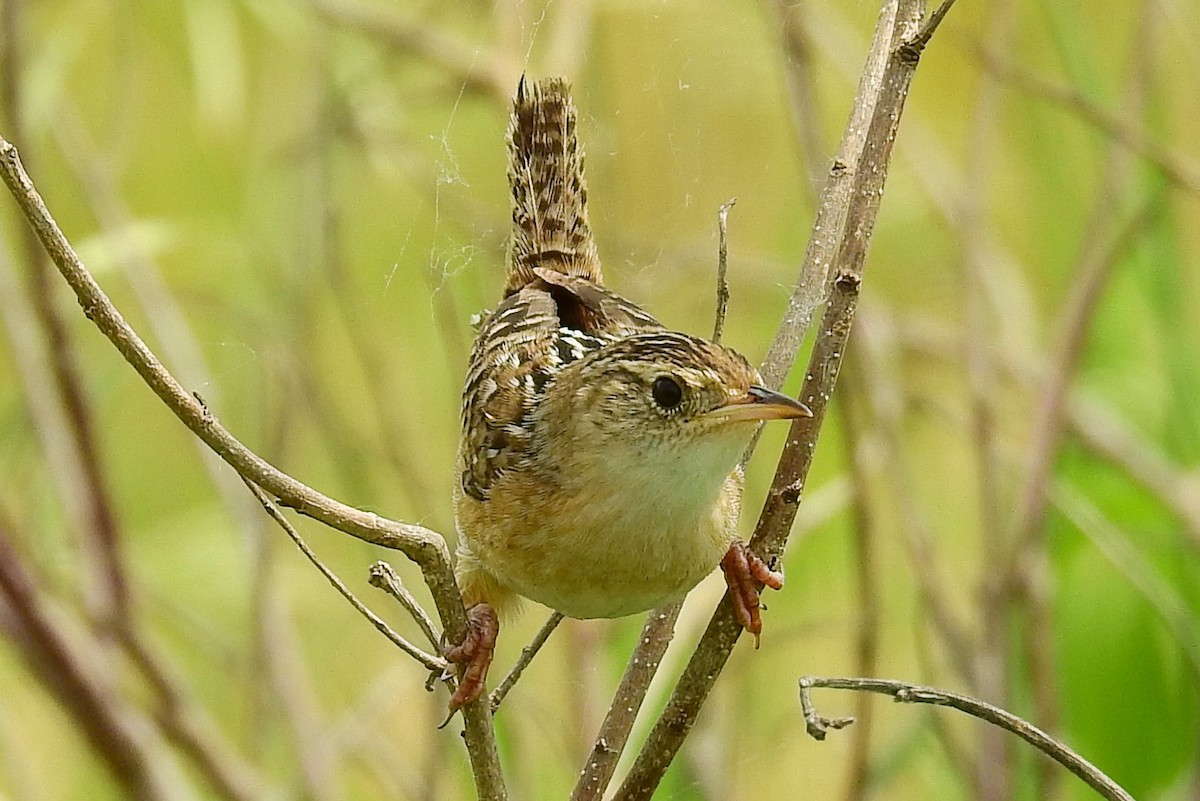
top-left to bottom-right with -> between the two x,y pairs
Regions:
456,467 -> 741,619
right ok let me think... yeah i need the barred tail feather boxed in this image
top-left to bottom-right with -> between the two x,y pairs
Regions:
505,76 -> 603,295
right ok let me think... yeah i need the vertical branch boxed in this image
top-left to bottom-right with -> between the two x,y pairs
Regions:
612,5 -> 952,793
755,0 -> 900,394
570,602 -> 683,801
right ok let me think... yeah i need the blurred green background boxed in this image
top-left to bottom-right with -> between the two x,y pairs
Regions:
1,0 -> 1198,799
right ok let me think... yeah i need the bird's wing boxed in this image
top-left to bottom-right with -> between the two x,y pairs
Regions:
460,286 -> 606,501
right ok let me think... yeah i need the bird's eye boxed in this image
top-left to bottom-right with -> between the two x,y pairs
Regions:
651,375 -> 683,409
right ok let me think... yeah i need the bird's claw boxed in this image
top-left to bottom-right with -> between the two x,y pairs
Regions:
444,603 -> 499,711
720,539 -> 784,647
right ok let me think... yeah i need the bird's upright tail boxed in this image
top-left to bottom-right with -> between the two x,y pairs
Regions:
505,76 -> 603,295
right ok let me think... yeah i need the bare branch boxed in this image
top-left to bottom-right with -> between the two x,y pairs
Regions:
798,676 -> 1135,801
489,611 -> 565,712
614,1 -> 942,795
243,480 -> 450,675
572,601 -> 682,801
755,0 -> 899,393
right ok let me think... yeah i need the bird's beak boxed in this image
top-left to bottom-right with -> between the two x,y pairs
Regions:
704,385 -> 813,422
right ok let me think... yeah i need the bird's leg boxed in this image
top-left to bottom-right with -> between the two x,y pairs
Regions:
720,539 -> 784,647
445,603 -> 499,710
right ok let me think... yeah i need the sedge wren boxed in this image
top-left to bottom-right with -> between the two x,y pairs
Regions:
447,77 -> 811,709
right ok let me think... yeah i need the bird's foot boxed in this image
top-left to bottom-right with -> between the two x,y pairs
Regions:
444,603 -> 499,711
720,539 -> 784,647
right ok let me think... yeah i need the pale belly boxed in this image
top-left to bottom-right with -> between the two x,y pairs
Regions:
458,473 -> 741,619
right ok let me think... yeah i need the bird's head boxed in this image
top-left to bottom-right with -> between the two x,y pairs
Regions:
536,332 -> 811,494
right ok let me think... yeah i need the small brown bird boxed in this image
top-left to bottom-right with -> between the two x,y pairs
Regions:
448,77 -> 811,709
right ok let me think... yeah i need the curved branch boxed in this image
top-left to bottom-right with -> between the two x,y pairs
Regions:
0,135 -> 506,801
799,676 -> 1135,801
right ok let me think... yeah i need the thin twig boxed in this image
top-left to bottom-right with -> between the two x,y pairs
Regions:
905,0 -> 959,55
712,197 -> 736,343
798,676 -> 1136,801
489,611 -> 565,712
243,479 -> 449,675
369,561 -> 442,651
614,2 -> 937,795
